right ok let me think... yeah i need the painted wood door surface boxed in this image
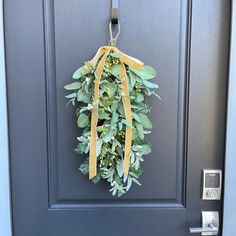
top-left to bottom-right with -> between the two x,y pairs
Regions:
4,0 -> 230,235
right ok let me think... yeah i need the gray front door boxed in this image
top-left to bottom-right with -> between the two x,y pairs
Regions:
4,0 -> 230,235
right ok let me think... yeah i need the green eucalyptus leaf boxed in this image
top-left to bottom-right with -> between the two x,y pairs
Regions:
77,89 -> 91,103
111,101 -> 119,112
110,64 -> 120,78
118,122 -> 123,131
118,103 -> 125,116
84,61 -> 94,69
132,127 -> 139,140
112,188 -> 117,196
104,83 -> 117,97
135,76 -> 159,89
76,89 -> 85,102
96,139 -> 103,157
128,71 -> 138,90
79,160 -> 89,175
73,61 -> 93,79
121,119 -> 133,128
129,171 -> 139,178
66,98 -> 76,106
112,138 -> 121,152
109,52 -> 120,58
98,110 -> 110,120
142,80 -> 159,89
116,161 -> 123,178
72,66 -> 84,79
132,178 -> 142,186
147,90 -> 161,99
116,146 -> 123,158
136,93 -> 144,103
75,142 -> 87,154
135,144 -> 151,155
110,112 -> 119,130
102,130 -> 114,143
91,171 -> 101,184
142,144 -> 151,155
135,122 -> 144,140
83,80 -> 89,94
126,177 -> 133,191
138,113 -> 153,129
77,113 -> 89,128
132,112 -> 142,123
65,92 -> 76,99
130,65 -> 157,80
64,82 -> 82,90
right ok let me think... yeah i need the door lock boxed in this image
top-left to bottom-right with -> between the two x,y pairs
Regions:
202,169 -> 222,200
189,211 -> 219,235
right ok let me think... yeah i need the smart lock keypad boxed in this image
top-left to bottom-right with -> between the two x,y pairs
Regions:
202,169 -> 222,200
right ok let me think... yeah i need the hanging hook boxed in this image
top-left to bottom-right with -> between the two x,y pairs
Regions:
111,0 -> 119,24
109,21 -> 120,46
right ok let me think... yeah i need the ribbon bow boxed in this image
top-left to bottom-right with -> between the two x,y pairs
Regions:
89,46 -> 144,179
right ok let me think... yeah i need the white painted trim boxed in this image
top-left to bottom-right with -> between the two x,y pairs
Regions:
222,1 -> 236,236
0,0 -> 12,236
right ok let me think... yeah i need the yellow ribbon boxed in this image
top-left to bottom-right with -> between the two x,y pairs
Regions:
89,46 -> 144,179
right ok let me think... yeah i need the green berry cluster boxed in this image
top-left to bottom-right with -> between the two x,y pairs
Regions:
118,130 -> 125,139
117,130 -> 125,143
99,143 -> 115,168
134,82 -> 143,92
101,126 -> 109,134
105,56 -> 120,68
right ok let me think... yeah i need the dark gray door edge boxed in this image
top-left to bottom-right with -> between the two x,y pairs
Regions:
223,1 -> 236,236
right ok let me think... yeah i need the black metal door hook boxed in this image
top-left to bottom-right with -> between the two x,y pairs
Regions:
111,0 -> 119,24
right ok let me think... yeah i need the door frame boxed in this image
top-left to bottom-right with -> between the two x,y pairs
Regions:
0,1 -> 235,236
222,1 -> 236,235
0,0 -> 12,235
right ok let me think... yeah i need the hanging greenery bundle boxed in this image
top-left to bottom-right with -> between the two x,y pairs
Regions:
65,24 -> 159,197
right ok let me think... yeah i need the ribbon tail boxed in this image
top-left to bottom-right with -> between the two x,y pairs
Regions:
89,101 -> 98,179
120,62 -> 133,175
89,49 -> 110,179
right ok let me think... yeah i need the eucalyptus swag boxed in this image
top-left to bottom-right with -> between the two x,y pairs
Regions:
65,51 -> 159,197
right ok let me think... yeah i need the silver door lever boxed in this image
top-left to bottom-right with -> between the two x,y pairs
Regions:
189,222 -> 218,234
189,211 -> 219,235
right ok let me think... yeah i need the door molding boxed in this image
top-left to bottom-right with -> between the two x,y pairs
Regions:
0,0 -> 12,236
222,1 -> 236,236
0,1 -> 235,236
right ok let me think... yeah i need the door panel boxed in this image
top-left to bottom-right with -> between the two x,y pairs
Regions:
53,0 -> 186,203
4,0 -> 230,235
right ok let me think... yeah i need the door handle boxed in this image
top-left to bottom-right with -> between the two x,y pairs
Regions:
189,222 -> 218,234
189,211 -> 219,235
